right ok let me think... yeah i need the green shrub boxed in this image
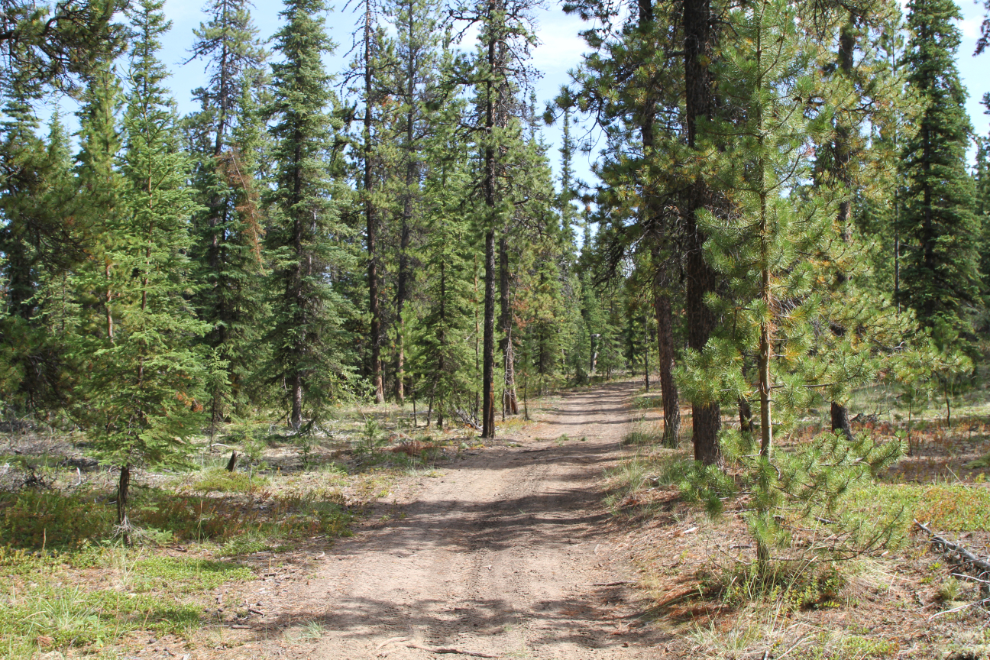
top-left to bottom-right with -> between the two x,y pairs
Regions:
190,468 -> 268,493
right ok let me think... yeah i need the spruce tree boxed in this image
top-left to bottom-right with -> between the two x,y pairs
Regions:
0,90 -> 78,410
185,0 -> 268,426
409,124 -> 473,428
898,0 -> 981,335
71,0 -> 207,538
264,0 -> 353,430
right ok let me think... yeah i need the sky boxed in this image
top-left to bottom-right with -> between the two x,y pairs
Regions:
46,0 -> 990,188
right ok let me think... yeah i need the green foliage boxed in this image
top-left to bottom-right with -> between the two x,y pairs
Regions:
898,0 -> 982,332
191,467 -> 268,493
263,0 -> 354,429
69,0 -> 208,477
671,430 -> 905,571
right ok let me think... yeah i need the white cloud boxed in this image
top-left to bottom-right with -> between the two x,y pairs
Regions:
531,10 -> 589,75
957,16 -> 983,40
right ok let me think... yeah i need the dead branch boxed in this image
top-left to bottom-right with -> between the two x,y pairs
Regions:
404,642 -> 499,658
455,408 -> 482,431
928,598 -> 990,621
915,520 -> 990,590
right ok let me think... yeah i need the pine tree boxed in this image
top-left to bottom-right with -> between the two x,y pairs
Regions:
409,125 -> 474,428
185,0 -> 268,427
0,84 -> 80,410
455,0 -> 542,438
898,0 -> 981,335
264,0 -> 353,430
71,1 -> 207,538
677,0 -> 907,569
0,0 -> 126,93
382,0 -> 444,403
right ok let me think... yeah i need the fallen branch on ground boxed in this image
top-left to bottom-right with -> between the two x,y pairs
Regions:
376,637 -> 499,658
915,520 -> 990,592
404,642 -> 499,658
455,409 -> 482,431
928,598 -> 990,620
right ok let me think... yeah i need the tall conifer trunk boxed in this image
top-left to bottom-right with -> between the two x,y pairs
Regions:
830,16 -> 855,440
654,285 -> 680,447
480,7 -> 500,439
482,228 -> 497,437
499,237 -> 518,416
683,0 -> 722,465
365,2 -> 384,404
395,0 -> 416,403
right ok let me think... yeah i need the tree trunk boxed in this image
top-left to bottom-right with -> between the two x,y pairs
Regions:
291,372 -> 303,430
474,256 -> 481,420
365,4 -> 384,405
396,2 -> 416,403
499,237 -> 518,416
654,288 -> 680,448
683,0 -> 722,466
830,16 -> 856,437
482,229 -> 497,438
643,334 -> 650,392
831,401 -> 852,440
738,397 -> 753,434
116,464 -> 131,546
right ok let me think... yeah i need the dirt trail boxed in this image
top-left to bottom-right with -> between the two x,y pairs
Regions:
238,381 -> 665,659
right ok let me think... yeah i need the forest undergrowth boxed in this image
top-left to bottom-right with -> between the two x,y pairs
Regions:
604,386 -> 990,660
0,395 -> 553,659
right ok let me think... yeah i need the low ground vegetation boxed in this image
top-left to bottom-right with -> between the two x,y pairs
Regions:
605,385 -> 990,658
0,396 -> 551,659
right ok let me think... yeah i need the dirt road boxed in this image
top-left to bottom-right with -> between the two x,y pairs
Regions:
240,381 -> 665,659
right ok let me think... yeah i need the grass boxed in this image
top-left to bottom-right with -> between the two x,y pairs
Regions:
0,561 -> 217,651
0,462 -> 358,656
191,467 -> 269,493
703,560 -> 846,613
0,398 -> 467,657
848,482 -> 990,532
622,421 -> 665,446
632,394 -> 663,410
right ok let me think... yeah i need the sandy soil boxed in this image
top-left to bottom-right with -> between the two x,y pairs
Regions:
223,380 -> 667,660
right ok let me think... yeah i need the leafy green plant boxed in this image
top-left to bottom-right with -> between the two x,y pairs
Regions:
354,418 -> 388,456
